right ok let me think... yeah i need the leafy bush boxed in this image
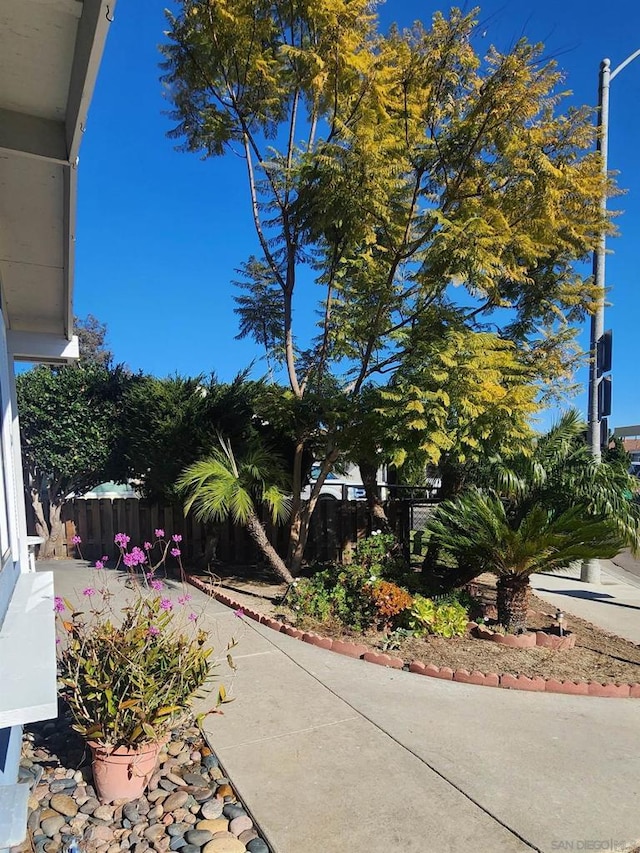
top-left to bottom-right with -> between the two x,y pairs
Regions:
410,594 -> 469,638
355,531 -> 408,584
365,581 -> 413,628
431,602 -> 469,638
288,561 -> 376,630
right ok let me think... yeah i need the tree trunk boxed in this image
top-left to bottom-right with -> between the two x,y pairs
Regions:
41,501 -> 64,559
245,510 -> 294,584
31,487 -> 49,546
439,459 -> 465,500
496,574 -> 531,633
287,440 -> 305,569
358,459 -> 390,532
288,447 -> 340,576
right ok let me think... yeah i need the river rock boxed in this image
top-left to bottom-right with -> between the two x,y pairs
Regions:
144,825 -> 167,844
196,818 -> 229,835
40,815 -> 65,837
202,836 -> 246,853
229,816 -> 253,836
163,791 -> 189,811
148,790 -> 168,803
215,785 -> 234,800
94,805 -> 115,821
222,805 -> 245,821
167,822 -> 191,837
50,793 -> 78,817
80,797 -> 100,815
185,829 -> 214,846
85,824 -> 115,843
182,772 -> 208,788
246,840 -> 269,853
201,800 -> 224,820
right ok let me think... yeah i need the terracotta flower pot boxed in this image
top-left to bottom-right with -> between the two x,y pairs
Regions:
88,740 -> 162,803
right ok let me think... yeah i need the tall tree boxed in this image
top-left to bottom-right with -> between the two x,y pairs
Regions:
75,314 -> 113,367
17,365 -> 127,557
162,3 -> 610,573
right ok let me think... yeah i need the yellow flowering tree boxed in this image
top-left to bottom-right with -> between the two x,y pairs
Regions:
162,3 -> 611,573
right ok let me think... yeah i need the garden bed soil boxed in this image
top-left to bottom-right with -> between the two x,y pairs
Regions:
196,569 -> 640,685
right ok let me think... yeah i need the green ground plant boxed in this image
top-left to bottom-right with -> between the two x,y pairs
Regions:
409,595 -> 469,638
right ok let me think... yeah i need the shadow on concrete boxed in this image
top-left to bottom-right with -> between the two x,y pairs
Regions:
535,587 -> 640,612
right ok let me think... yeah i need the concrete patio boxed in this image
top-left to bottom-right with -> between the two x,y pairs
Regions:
45,560 -> 640,853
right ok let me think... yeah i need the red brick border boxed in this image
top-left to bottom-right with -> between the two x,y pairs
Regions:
187,575 -> 639,700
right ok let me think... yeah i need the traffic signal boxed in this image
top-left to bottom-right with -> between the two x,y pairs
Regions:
598,375 -> 612,419
597,329 -> 612,376
600,417 -> 609,449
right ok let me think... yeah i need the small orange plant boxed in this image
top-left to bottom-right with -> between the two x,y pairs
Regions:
366,581 -> 413,629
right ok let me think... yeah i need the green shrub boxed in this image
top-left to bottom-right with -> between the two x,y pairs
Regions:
288,560 -> 376,630
409,594 -> 469,638
431,602 -> 469,638
355,532 -> 404,581
409,595 -> 437,633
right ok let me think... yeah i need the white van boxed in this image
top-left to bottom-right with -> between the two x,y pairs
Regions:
301,463 -> 388,501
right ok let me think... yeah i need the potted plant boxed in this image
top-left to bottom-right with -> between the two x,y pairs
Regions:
55,532 -> 233,802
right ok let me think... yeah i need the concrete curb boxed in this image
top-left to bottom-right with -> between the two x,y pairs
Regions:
187,575 -> 640,700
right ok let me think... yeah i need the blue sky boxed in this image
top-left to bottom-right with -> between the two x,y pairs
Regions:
75,0 -> 640,430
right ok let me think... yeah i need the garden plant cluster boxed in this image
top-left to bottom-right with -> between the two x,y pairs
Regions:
287,532 -> 474,640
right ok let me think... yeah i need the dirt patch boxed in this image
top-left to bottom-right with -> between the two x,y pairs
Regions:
192,569 -> 640,685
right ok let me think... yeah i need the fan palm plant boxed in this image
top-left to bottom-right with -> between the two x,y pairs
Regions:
427,489 -> 625,632
177,436 -> 294,584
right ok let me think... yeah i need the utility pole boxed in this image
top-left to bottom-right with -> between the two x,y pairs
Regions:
582,50 -> 640,583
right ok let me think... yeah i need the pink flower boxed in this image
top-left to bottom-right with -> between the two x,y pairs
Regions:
71,535 -> 82,545
114,533 -> 130,548
101,555 -> 109,562
170,548 -> 181,558
53,596 -> 65,613
123,547 -> 146,568
160,598 -> 173,611
177,594 -> 192,605
82,587 -> 95,597
94,560 -> 104,570
154,528 -> 165,538
147,625 -> 160,637
150,579 -> 164,591
233,608 -> 245,618
188,612 -> 198,622
172,534 -> 182,543
144,541 -> 152,550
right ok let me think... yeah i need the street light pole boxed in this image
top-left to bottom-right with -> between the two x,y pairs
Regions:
581,50 -> 640,583
586,58 -> 610,465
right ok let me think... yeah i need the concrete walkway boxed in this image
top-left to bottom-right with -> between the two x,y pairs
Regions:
45,562 -> 640,853
531,560 -> 640,644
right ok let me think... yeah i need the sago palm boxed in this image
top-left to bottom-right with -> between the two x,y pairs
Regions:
177,436 -> 294,584
489,410 -> 640,549
427,489 -> 625,632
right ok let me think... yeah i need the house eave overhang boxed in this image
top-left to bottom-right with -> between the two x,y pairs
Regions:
0,0 -> 115,347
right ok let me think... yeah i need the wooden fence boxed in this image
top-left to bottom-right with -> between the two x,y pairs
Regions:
55,496 -> 440,566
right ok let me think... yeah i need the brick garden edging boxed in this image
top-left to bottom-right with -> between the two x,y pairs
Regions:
187,575 -> 640,700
